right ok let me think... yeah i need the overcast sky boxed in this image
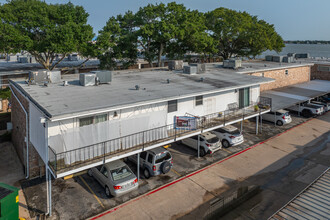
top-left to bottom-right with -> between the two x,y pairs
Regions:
1,0 -> 329,40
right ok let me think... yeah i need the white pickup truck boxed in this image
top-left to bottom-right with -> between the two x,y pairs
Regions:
287,103 -> 324,117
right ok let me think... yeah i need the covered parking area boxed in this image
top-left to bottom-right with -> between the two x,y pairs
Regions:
261,80 -> 330,113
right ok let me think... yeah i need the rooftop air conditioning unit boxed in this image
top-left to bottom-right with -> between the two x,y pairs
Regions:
183,66 -> 197,75
80,73 -> 96,86
91,71 -> 112,84
168,60 -> 184,70
265,55 -> 273,62
190,63 -> 206,73
28,70 -> 48,85
46,71 -> 61,83
223,59 -> 242,69
272,56 -> 284,62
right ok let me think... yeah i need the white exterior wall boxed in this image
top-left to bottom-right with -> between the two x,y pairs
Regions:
48,85 -> 260,154
29,102 -> 46,162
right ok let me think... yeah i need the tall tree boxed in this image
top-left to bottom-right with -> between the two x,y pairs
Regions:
0,0 -> 94,70
98,11 -> 138,70
206,7 -> 284,59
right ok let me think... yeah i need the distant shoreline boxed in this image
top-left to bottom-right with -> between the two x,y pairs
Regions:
285,41 -> 330,45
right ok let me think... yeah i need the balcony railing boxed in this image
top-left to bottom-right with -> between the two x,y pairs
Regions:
49,97 -> 271,175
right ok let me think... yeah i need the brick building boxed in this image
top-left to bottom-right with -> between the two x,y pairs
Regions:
311,63 -> 330,81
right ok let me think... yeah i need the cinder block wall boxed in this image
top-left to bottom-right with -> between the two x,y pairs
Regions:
250,66 -> 311,91
11,85 -> 44,178
311,64 -> 330,81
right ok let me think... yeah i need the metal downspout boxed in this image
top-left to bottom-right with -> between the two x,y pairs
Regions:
9,85 -> 29,179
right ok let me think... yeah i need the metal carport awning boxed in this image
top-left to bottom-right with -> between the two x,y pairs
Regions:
261,80 -> 330,111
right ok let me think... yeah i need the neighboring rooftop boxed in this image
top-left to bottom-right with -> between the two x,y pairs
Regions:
269,168 -> 330,220
11,63 -> 275,120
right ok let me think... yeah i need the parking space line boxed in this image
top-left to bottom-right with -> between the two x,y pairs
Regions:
222,148 -> 232,154
171,168 -> 182,177
79,176 -> 105,209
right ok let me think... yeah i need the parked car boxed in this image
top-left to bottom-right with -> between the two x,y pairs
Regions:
211,125 -> 244,148
311,100 -> 330,112
262,109 -> 292,126
286,102 -> 324,117
181,132 -> 222,156
320,94 -> 330,102
88,160 -> 138,197
128,147 -> 173,179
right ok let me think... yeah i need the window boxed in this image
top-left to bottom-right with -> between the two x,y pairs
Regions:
168,100 -> 178,113
101,167 -> 108,178
79,114 -> 108,127
140,152 -> 147,160
195,95 -> 203,106
147,154 -> 153,163
79,117 -> 93,127
285,69 -> 288,75
95,114 -> 107,123
239,87 -> 250,109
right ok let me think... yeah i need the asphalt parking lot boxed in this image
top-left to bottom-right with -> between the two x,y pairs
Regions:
22,113 -> 311,220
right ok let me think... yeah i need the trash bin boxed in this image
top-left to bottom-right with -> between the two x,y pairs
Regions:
0,183 -> 19,220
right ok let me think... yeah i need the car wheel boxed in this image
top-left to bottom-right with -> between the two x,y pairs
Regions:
276,120 -> 283,126
143,168 -> 151,179
161,161 -> 171,174
222,140 -> 230,148
88,169 -> 93,177
199,148 -> 206,157
105,186 -> 111,198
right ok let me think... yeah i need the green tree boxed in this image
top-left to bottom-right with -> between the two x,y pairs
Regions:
98,11 -> 138,70
0,0 -> 94,70
206,7 -> 284,59
136,2 -> 214,66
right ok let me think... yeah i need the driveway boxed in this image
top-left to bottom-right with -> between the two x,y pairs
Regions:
91,112 -> 330,220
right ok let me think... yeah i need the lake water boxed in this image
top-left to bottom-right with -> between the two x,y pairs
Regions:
261,44 -> 330,58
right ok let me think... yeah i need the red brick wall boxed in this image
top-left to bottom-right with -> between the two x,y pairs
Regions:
250,66 -> 311,91
311,64 -> 330,81
11,85 -> 44,178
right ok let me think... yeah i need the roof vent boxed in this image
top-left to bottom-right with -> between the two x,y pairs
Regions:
135,85 -> 140,90
167,79 -> 170,84
200,77 -> 204,82
63,81 -> 68,86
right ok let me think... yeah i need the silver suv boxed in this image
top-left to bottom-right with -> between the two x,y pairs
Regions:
128,147 -> 173,179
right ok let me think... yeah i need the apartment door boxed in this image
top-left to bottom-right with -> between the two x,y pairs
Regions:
239,88 -> 250,109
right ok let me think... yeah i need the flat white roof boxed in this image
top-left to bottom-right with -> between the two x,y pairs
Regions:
11,64 -> 274,120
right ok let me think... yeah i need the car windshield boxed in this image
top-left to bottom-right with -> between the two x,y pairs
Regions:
207,137 -> 219,144
110,166 -> 132,181
155,152 -> 171,164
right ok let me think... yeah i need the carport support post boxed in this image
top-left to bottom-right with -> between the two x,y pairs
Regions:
240,120 -> 243,132
137,153 -> 140,181
197,135 -> 200,158
298,103 -> 301,117
46,167 -> 52,216
260,115 -> 263,133
256,116 -> 259,135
